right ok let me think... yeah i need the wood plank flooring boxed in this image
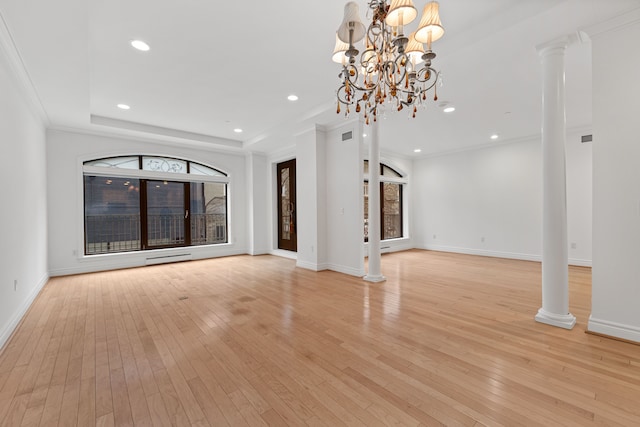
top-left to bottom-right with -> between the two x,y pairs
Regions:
1,250 -> 639,426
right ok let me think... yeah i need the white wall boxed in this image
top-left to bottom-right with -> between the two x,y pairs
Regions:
588,11 -> 640,342
566,128 -> 593,264
296,126 -> 327,270
246,152 -> 269,255
324,121 -> 365,276
46,129 -> 248,276
0,50 -> 48,349
413,130 -> 592,265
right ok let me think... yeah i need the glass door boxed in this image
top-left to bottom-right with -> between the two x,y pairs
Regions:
143,180 -> 189,249
277,159 -> 297,252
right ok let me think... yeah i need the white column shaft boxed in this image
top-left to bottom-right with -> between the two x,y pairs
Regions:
536,40 -> 575,329
364,119 -> 385,282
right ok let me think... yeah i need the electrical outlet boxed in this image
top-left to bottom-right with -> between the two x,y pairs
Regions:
14,279 -> 17,291
571,242 -> 577,249
433,234 -> 436,239
481,237 -> 485,243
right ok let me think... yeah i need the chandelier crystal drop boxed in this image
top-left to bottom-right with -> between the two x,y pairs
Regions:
333,0 -> 445,123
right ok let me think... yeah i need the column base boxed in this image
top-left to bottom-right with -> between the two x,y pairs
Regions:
363,274 -> 386,283
535,308 -> 576,330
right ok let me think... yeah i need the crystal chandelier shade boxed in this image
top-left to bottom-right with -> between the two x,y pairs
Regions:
333,0 -> 445,123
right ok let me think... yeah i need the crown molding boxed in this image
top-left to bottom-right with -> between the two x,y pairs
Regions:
415,124 -> 592,160
582,7 -> 640,38
0,11 -> 50,126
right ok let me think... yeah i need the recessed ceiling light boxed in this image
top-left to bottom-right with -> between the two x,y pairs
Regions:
443,106 -> 455,113
287,94 -> 299,101
117,104 -> 130,110
414,148 -> 422,153
490,134 -> 499,140
234,128 -> 243,133
130,40 -> 150,51
363,133 -> 367,138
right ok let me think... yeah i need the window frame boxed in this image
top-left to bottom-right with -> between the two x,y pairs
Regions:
363,160 -> 407,242
82,155 -> 230,256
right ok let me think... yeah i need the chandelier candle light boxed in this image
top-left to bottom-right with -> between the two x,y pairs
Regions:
333,0 -> 445,123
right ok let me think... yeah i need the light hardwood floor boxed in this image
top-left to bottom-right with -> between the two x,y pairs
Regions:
1,250 -> 639,426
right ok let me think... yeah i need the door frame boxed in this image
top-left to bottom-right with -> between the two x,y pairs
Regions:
141,179 -> 190,250
276,159 -> 297,252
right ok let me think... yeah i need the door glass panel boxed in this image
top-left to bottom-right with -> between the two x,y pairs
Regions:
277,159 -> 296,251
190,182 -> 227,245
281,167 -> 291,241
84,176 -> 140,254
363,181 -> 369,242
146,181 -> 185,247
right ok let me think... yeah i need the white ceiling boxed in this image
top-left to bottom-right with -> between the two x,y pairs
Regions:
1,0 -> 638,156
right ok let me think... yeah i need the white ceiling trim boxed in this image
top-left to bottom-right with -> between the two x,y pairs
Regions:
582,6 -> 640,38
90,115 -> 243,150
48,124 -> 246,156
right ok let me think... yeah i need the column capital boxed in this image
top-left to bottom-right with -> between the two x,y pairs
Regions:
536,35 -> 570,57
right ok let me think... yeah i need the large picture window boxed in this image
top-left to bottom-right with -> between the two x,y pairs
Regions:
364,161 -> 405,242
83,156 -> 228,255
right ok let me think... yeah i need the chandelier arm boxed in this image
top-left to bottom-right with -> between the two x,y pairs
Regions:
336,84 -> 352,105
415,69 -> 439,87
337,81 -> 376,105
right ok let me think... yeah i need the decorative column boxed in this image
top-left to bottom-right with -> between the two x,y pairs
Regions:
535,38 -> 576,329
364,119 -> 385,282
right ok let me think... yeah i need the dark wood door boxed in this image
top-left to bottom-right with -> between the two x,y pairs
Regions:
277,159 -> 297,252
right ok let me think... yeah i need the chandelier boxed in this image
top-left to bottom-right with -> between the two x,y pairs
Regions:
333,0 -> 445,123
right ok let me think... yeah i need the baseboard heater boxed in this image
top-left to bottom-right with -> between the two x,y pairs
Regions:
145,253 -> 192,266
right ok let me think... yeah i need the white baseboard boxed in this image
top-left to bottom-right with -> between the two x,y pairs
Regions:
568,258 -> 592,267
419,244 -> 592,267
588,316 -> 640,344
0,273 -> 49,352
49,259 -> 142,277
269,249 -> 297,260
365,238 -> 413,256
248,248 -> 270,256
326,263 -> 365,277
49,249 -> 247,277
420,244 -> 541,262
296,260 -> 328,271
